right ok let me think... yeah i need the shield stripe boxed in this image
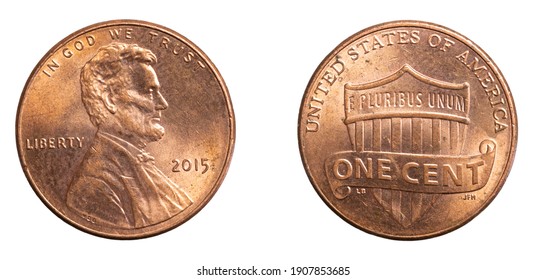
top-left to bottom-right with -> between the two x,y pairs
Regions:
392,190 -> 404,226
381,118 -> 391,152
401,118 -> 412,153
391,118 -> 402,152
364,120 -> 372,152
412,118 -> 423,154
450,120 -> 459,153
347,122 -> 356,151
410,191 -> 424,223
355,121 -> 363,152
459,122 -> 468,154
422,118 -> 432,154
440,120 -> 448,155
432,118 -> 441,154
373,119 -> 382,151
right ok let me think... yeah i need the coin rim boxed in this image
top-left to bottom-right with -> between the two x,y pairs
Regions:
16,19 -> 236,239
298,20 -> 518,240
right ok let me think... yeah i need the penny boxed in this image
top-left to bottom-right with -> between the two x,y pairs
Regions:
298,20 -> 517,239
16,20 -> 235,239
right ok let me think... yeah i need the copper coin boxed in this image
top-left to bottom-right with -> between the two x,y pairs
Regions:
298,20 -> 517,239
16,20 -> 235,239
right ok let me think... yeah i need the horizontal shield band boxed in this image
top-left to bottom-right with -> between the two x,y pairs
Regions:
344,112 -> 470,124
344,64 -> 471,125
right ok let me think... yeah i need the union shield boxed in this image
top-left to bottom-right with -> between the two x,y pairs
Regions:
325,64 -> 496,227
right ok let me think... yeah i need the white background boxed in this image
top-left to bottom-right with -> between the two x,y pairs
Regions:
2,1 -> 544,279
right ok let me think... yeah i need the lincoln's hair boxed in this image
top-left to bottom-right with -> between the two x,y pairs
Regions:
80,43 -> 157,126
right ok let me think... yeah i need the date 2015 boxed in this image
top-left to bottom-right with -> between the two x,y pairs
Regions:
172,158 -> 210,174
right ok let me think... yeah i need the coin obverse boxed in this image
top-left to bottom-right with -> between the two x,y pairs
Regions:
298,21 -> 517,239
17,20 -> 235,239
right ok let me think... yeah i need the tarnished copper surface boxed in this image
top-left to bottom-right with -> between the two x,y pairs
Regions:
16,20 -> 235,239
298,20 -> 517,239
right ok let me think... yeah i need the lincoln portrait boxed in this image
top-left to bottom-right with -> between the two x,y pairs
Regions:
67,43 -> 192,229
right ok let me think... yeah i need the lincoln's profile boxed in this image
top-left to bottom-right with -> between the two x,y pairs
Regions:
67,43 -> 192,229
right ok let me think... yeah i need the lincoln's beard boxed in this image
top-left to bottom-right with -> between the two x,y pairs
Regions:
145,122 -> 165,142
101,116 -> 166,147
124,122 -> 165,148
